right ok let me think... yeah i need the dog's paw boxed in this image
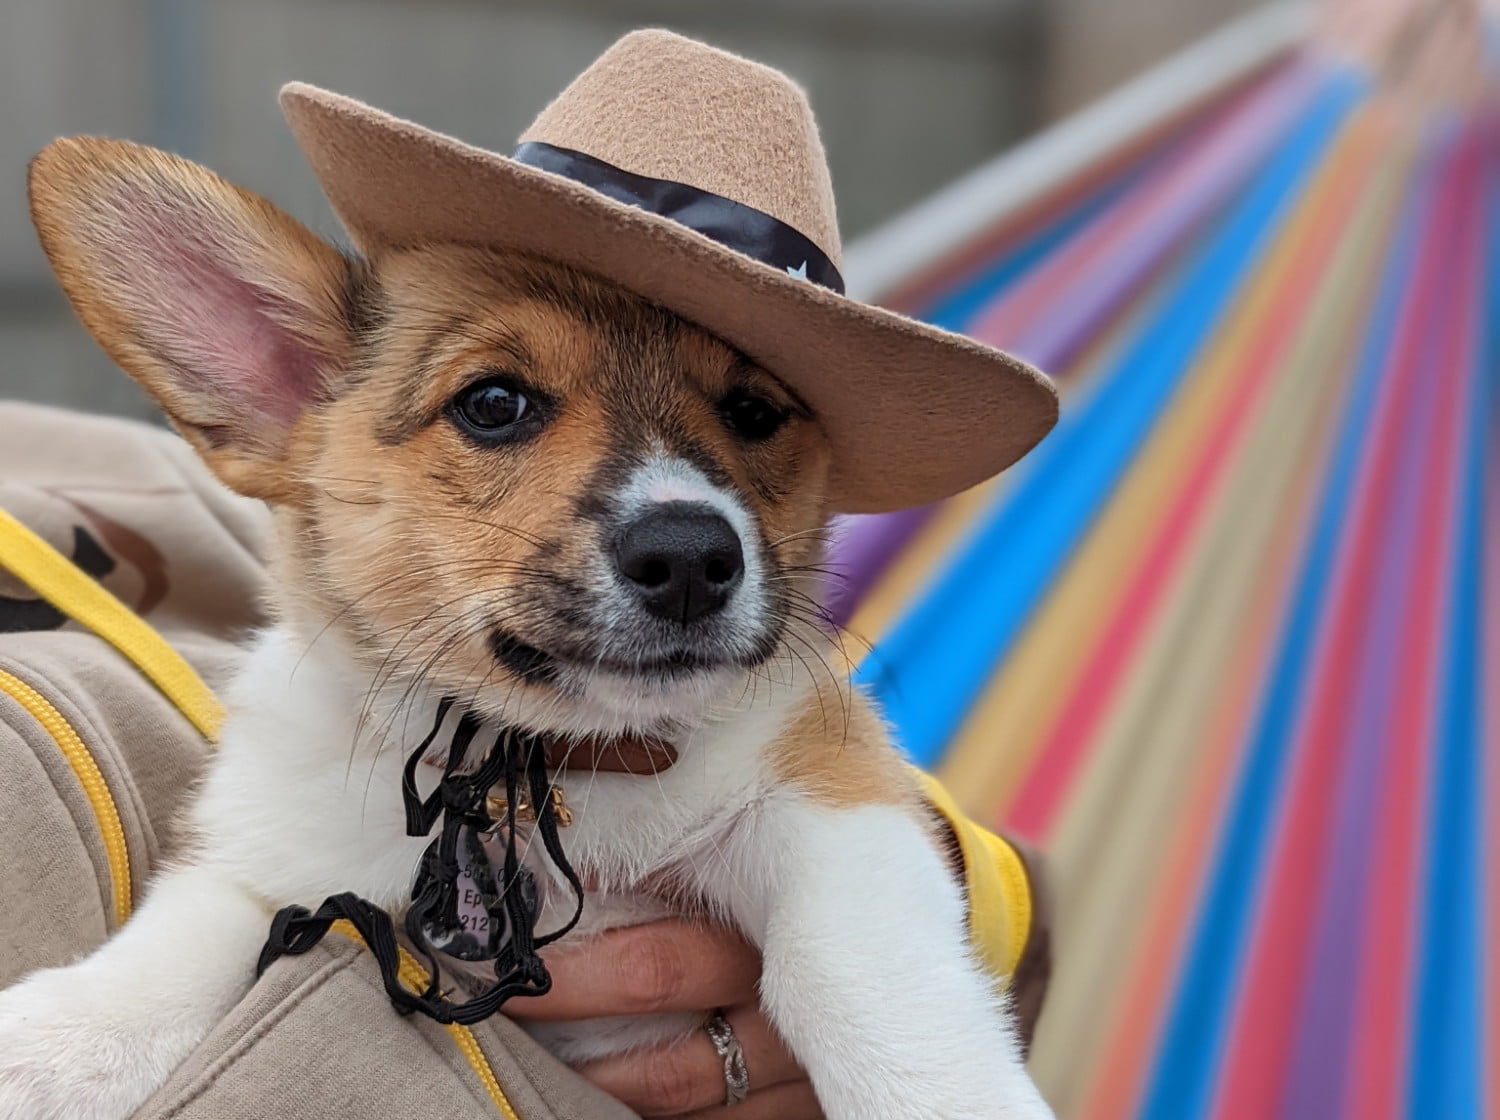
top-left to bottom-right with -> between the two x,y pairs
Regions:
809,1056 -> 1055,1120
814,1082 -> 1054,1120
0,967 -> 197,1120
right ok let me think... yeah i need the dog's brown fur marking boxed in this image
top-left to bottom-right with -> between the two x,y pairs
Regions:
768,657 -> 919,810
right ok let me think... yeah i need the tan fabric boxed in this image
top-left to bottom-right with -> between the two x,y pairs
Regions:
0,401 -> 271,986
0,402 -> 270,671
277,30 -> 1058,514
134,937 -> 634,1120
0,641 -> 201,986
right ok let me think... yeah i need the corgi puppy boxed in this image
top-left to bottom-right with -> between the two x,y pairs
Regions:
0,138 -> 1053,1120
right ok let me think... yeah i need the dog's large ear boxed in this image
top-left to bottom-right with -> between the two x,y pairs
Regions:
28,137 -> 358,502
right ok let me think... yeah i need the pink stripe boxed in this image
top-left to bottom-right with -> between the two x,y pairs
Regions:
1209,139 -> 1478,1120
1001,361 -> 1257,839
1002,121 -> 1363,841
828,67 -> 1316,621
874,69 -> 1287,315
1341,138 -> 1481,1120
968,61 -> 1318,369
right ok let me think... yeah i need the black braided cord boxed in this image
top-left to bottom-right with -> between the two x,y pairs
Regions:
256,698 -> 585,1026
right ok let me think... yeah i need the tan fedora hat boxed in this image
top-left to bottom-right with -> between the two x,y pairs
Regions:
280,29 -> 1056,515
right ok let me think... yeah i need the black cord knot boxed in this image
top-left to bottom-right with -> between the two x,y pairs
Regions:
439,778 -> 488,818
256,699 -> 585,1026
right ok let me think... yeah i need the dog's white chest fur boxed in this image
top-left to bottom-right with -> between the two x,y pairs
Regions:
200,626 -> 791,909
0,624 -> 1051,1119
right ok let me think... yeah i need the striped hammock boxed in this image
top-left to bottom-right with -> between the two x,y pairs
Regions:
829,3 -> 1495,1117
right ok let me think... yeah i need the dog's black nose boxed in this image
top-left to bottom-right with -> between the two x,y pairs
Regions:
615,503 -> 745,624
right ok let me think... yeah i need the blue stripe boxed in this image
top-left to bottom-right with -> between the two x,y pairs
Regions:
1405,136 -> 1492,1120
920,164 -> 1151,334
1137,129 -> 1436,1120
1272,129 -> 1447,1117
855,71 -> 1357,769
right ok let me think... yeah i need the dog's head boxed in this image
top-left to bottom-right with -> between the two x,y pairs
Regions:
29,139 -> 837,732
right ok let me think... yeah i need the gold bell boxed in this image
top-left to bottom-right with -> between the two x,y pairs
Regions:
485,786 -> 574,828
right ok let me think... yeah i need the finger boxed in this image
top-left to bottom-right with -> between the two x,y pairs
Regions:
674,1078 -> 823,1120
506,920 -> 761,1021
578,1006 -> 803,1117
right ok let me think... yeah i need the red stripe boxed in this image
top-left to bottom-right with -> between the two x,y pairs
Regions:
1341,135 -> 1481,1120
970,65 -> 1312,365
1209,140 -> 1477,1120
1002,125 -> 1370,841
878,68 -> 1286,315
1076,521 -> 1311,1118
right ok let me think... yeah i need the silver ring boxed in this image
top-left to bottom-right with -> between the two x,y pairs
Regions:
704,1009 -> 750,1106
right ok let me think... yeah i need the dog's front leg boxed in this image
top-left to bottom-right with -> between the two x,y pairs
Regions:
0,862 -> 271,1120
722,795 -> 1054,1120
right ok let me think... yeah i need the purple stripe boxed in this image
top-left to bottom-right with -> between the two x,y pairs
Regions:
1276,140 -> 1454,1120
823,507 -> 933,625
827,61 -> 1317,623
999,59 -> 1323,370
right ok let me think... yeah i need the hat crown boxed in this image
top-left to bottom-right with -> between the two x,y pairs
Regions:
519,30 -> 841,266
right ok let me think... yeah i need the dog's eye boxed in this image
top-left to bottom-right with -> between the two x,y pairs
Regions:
719,388 -> 790,442
451,378 -> 532,437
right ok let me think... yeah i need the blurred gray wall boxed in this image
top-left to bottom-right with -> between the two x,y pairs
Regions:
1041,0 -> 1263,114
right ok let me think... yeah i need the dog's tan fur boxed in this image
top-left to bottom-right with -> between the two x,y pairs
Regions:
290,248 -> 837,713
769,676 -> 915,808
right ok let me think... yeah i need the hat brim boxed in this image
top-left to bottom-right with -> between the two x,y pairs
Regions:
280,83 -> 1057,515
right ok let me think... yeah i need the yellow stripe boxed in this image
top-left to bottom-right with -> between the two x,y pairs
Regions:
0,668 -> 131,927
912,768 -> 1031,980
327,921 -> 520,1120
846,480 -> 1001,650
1028,114 -> 1411,1108
0,508 -> 226,741
936,113 -> 1391,813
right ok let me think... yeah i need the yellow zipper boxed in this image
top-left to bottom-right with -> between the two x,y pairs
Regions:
0,509 -> 225,741
0,672 -> 519,1114
0,507 -> 516,1115
329,920 -> 521,1120
0,669 -> 131,927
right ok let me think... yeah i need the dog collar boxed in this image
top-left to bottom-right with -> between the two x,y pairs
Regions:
421,727 -> 678,828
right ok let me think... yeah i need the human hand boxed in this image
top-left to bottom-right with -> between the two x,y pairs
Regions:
507,920 -> 823,1118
